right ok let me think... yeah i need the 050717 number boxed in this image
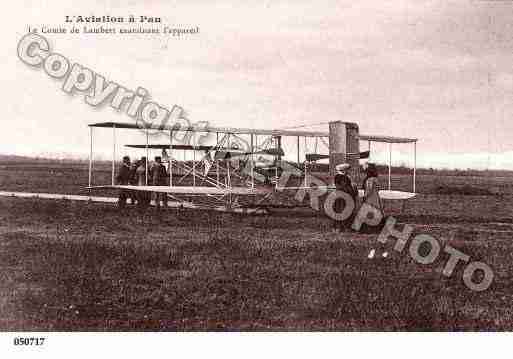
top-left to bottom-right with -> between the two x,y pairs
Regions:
13,337 -> 46,346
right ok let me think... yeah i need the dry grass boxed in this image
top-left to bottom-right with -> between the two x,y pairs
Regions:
0,197 -> 511,331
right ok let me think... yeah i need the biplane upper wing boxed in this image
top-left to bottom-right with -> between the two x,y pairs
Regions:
89,122 -> 328,137
90,121 -> 417,142
358,135 -> 417,143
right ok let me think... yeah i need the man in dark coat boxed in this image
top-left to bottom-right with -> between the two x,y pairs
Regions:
332,163 -> 358,232
116,156 -> 131,209
150,156 -> 168,209
128,161 -> 139,205
135,157 -> 151,209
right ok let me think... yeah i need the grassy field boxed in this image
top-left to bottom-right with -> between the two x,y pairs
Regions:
0,159 -> 512,330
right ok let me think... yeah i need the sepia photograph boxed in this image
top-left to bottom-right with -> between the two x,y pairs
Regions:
1,0 -> 513,356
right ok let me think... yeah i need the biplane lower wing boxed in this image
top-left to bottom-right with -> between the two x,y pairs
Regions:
88,185 -> 272,195
90,185 -> 415,199
376,190 -> 416,200
126,144 -> 218,151
276,187 -> 416,200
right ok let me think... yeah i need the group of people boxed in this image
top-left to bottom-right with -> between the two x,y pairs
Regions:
332,162 -> 384,233
116,155 -> 169,210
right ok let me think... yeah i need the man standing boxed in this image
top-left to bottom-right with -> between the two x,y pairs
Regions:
136,157 -> 148,186
360,162 -> 385,233
332,163 -> 358,232
150,156 -> 168,209
116,156 -> 131,209
128,160 -> 139,205
135,157 -> 150,209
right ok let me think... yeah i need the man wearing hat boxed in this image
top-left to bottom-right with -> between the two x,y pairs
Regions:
332,163 -> 358,232
150,156 -> 169,210
135,156 -> 151,209
116,155 -> 132,209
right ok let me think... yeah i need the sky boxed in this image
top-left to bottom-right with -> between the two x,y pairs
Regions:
1,0 -> 513,169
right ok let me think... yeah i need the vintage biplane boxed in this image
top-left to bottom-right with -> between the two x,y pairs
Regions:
86,121 -> 417,213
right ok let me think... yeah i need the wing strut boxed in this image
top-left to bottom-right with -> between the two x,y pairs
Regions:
250,134 -> 254,189
388,142 -> 392,190
193,134 -> 196,187
112,124 -> 116,186
89,126 -> 93,188
145,130 -> 149,186
169,129 -> 173,187
216,132 -> 220,184
413,142 -> 417,193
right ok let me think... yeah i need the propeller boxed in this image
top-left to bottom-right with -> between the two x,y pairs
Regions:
305,150 -> 370,162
